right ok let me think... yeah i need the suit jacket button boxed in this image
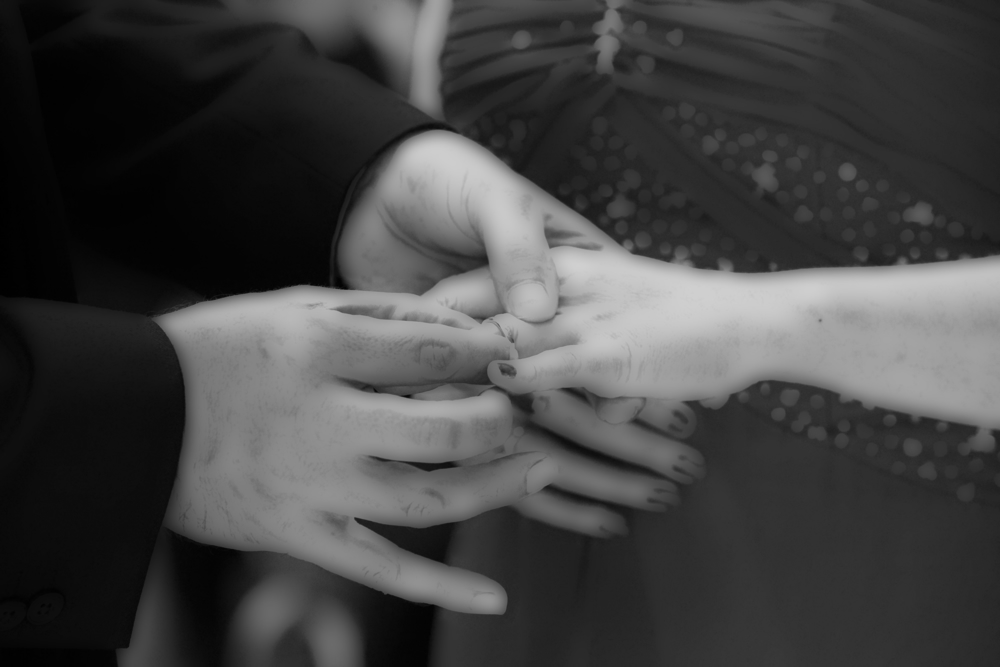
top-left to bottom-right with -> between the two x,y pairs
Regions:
26,592 -> 64,626
0,599 -> 27,631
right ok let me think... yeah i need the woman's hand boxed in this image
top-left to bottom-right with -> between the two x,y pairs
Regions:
425,246 -> 773,400
414,383 -> 705,537
431,247 -> 1000,429
155,287 -> 559,614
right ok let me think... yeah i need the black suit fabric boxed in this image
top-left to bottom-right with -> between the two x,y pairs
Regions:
30,0 -> 437,298
1,0 -> 439,661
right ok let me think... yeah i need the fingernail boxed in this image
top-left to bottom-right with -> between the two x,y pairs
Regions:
677,453 -> 707,480
508,282 -> 550,321
650,486 -> 681,505
598,517 -> 629,537
647,496 -> 678,509
680,451 -> 706,467
496,362 -> 517,378
525,457 -> 559,494
469,591 -> 505,615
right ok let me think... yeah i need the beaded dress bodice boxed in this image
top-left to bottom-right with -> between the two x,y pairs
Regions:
439,0 -> 1000,504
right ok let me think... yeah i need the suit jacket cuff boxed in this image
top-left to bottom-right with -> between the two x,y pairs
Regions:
33,0 -> 445,296
0,298 -> 185,649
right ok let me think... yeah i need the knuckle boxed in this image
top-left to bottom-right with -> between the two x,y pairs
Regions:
585,339 -> 632,384
359,558 -> 402,586
555,349 -> 583,379
401,486 -> 448,527
441,417 -> 467,451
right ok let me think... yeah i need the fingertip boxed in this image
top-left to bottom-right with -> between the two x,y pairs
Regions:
505,281 -> 554,322
469,587 -> 507,615
487,359 -> 525,391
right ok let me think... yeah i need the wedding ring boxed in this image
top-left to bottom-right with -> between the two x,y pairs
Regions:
485,317 -> 512,342
484,317 -> 519,360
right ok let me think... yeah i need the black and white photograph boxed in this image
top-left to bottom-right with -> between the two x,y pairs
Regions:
2,1 -> 999,665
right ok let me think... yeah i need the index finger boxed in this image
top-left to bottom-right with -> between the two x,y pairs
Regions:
335,316 -> 516,388
322,289 -> 481,329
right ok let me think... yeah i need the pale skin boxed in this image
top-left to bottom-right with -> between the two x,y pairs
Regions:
340,130 -> 707,536
338,129 -> 574,319
221,0 -> 693,539
155,287 -> 558,614
414,377 -> 706,537
149,124 -> 692,616
427,247 -> 1000,429
402,3 -> 713,534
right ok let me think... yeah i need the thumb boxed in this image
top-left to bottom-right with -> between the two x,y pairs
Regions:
477,190 -> 558,322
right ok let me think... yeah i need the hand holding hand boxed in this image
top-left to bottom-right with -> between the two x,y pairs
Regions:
428,247 -> 772,400
416,383 -> 705,537
154,287 -> 558,614
337,130 -> 623,322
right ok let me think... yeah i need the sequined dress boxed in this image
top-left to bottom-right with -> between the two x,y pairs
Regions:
431,2 -> 1000,666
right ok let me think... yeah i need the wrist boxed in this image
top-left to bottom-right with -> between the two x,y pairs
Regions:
741,270 -> 829,385
333,129 -> 456,288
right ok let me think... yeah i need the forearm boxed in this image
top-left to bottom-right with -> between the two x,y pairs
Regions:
757,257 -> 1000,427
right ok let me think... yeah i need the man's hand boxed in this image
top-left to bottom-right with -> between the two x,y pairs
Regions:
339,129 -> 649,419
337,130 -> 622,322
153,287 -> 558,614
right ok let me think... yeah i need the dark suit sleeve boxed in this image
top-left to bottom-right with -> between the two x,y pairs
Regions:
0,297 -> 185,650
31,0 -> 446,298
